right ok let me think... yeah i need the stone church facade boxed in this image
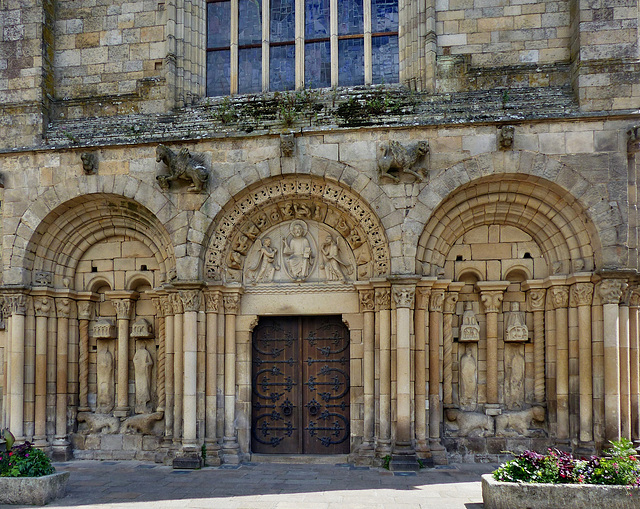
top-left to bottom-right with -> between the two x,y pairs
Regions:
0,0 -> 639,467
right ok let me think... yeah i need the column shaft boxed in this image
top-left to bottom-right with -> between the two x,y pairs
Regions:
414,289 -> 428,447
10,311 -> 25,438
116,318 -> 130,411
224,312 -> 236,441
363,307 -> 375,448
376,289 -> 391,453
555,304 -> 569,440
630,298 -> 640,441
173,300 -> 184,440
34,314 -> 48,442
55,312 -> 69,442
205,306 -> 218,441
183,309 -> 198,442
428,291 -> 443,439
164,310 -> 175,439
620,303 -> 632,439
396,305 -> 412,445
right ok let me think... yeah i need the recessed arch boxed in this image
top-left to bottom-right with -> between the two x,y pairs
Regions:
203,175 -> 391,284
417,174 -> 601,277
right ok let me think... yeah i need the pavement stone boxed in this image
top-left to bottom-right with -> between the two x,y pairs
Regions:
0,460 -> 498,509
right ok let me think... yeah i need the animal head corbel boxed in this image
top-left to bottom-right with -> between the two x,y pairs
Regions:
81,152 -> 98,175
499,125 -> 515,150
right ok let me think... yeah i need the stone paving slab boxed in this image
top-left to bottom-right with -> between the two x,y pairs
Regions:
0,460 -> 497,509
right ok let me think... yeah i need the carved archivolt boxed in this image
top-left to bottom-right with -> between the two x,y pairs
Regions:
205,176 -> 390,283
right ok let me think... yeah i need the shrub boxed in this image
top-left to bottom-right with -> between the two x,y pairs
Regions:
493,439 -> 640,486
0,429 -> 55,478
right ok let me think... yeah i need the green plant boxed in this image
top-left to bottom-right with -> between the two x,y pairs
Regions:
0,430 -> 55,478
382,454 -> 391,470
215,97 -> 239,124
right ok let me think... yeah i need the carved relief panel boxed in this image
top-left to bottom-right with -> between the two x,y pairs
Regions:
242,220 -> 357,285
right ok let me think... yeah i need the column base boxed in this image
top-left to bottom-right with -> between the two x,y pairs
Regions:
173,447 -> 202,470
204,439 -> 222,466
375,439 -> 392,457
429,439 -> 448,465
415,439 -> 432,462
576,441 -> 597,456
221,436 -> 240,464
78,407 -> 91,413
51,440 -> 72,462
484,404 -> 502,416
113,408 -> 130,418
389,443 -> 420,472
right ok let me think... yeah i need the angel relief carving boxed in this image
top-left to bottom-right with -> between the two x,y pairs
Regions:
241,219 -> 357,285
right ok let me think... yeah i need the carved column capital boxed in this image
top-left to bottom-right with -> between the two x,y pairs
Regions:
55,297 -> 71,318
630,290 -> 640,309
34,296 -> 53,317
480,291 -> 503,313
111,299 -> 133,320
549,286 -> 569,309
77,301 -> 94,320
359,290 -> 375,312
443,292 -> 459,314
170,293 -> 183,314
416,288 -> 430,310
570,282 -> 594,308
598,279 -> 626,305
429,289 -> 444,312
179,290 -> 201,312
393,287 -> 415,309
152,297 -> 164,317
205,291 -> 221,313
527,288 -> 546,312
160,295 -> 173,316
375,289 -> 391,311
223,293 -> 241,314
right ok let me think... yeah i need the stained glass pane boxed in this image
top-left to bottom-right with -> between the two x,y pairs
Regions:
338,0 -> 363,36
207,50 -> 230,96
372,35 -> 398,84
271,0 -> 295,43
305,41 -> 331,88
305,0 -> 330,39
372,0 -> 398,33
338,38 -> 364,86
208,1 -> 231,48
270,45 -> 295,90
239,0 -> 262,45
239,47 -> 262,93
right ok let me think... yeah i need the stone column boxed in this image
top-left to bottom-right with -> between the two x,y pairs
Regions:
414,286 -> 430,455
161,295 -> 174,440
375,287 -> 392,455
171,292 -> 184,441
600,279 -> 626,442
222,290 -> 241,462
571,282 -> 594,444
443,290 -> 460,406
76,300 -> 94,412
1,296 -> 10,430
204,290 -> 221,463
151,296 -> 165,412
524,285 -> 546,404
8,294 -> 27,439
428,288 -> 444,443
53,297 -> 70,458
549,285 -> 570,441
620,287 -> 632,440
359,289 -> 375,455
180,289 -> 201,446
477,282 -> 508,410
107,291 -> 138,416
33,296 -> 52,446
630,291 -> 640,443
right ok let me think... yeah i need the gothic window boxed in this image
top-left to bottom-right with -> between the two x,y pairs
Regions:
206,0 -> 398,96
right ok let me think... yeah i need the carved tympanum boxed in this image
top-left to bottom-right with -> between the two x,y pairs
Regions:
156,144 -> 208,192
378,140 -> 429,183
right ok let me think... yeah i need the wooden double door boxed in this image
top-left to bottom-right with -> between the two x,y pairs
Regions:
251,316 -> 350,454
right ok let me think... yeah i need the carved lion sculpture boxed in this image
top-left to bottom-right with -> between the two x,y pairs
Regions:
121,411 -> 164,435
445,409 -> 495,437
77,412 -> 120,434
156,144 -> 208,192
378,140 -> 429,182
495,406 -> 546,437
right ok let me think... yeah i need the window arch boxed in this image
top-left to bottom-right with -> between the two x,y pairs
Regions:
206,0 -> 398,96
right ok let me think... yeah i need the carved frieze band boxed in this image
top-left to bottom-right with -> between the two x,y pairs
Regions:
359,290 -> 375,312
205,176 -> 391,282
570,283 -> 593,308
599,279 -> 626,305
393,287 -> 415,309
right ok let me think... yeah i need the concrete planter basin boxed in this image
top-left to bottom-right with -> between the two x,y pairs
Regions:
482,474 -> 640,509
0,471 -> 70,505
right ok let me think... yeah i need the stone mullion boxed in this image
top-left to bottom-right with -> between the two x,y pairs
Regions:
375,288 -> 392,455
222,290 -> 241,462
171,292 -> 184,441
630,292 -> 640,443
620,288 -> 632,440
359,289 -> 375,454
442,292 -> 459,406
33,296 -> 52,446
599,279 -> 626,441
161,296 -> 175,440
414,286 -> 430,453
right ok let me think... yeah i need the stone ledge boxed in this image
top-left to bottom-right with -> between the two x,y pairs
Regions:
482,474 -> 640,509
0,471 -> 70,506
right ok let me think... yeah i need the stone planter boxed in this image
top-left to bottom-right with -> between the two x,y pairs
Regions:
0,472 -> 70,505
482,474 -> 640,509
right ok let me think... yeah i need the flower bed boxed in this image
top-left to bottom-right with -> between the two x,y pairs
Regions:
483,439 -> 640,509
0,429 -> 69,505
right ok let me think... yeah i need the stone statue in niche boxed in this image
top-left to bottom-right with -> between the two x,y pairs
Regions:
459,302 -> 480,341
133,345 -> 154,414
505,302 -> 528,342
504,345 -> 525,410
282,220 -> 314,281
459,346 -> 477,411
156,144 -> 209,192
378,140 -> 429,183
445,409 -> 494,437
320,235 -> 354,282
248,237 -> 280,283
496,406 -> 546,437
96,345 -> 114,413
